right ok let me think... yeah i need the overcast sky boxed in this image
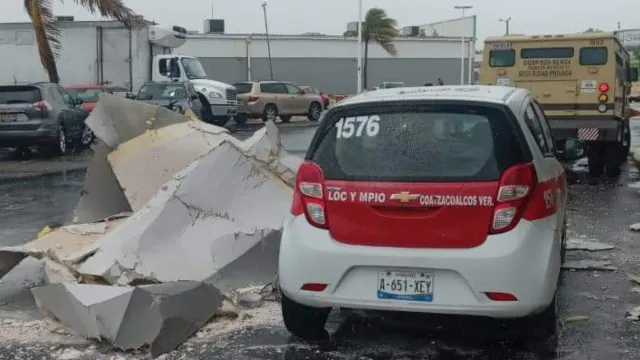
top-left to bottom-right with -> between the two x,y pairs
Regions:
1,0 -> 638,42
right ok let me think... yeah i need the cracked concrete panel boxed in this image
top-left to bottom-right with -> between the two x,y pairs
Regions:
86,93 -> 191,149
78,141 -> 292,284
74,142 -> 132,224
31,284 -> 134,339
107,121 -> 229,212
566,238 -> 615,251
0,215 -> 128,280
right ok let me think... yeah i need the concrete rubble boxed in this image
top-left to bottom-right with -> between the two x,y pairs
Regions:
562,260 -> 617,271
566,238 -> 615,251
0,94 -> 298,356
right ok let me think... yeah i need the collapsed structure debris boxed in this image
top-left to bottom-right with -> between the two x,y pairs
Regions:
0,94 -> 298,356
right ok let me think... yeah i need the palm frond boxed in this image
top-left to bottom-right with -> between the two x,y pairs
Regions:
362,8 -> 399,56
62,0 -> 143,28
25,0 -> 61,83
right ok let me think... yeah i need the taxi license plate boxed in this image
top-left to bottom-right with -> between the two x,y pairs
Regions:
377,270 -> 433,302
0,114 -> 17,122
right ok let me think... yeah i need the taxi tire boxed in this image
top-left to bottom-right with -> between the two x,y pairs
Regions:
523,295 -> 559,356
281,291 -> 331,340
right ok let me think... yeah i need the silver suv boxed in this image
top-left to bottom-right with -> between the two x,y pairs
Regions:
0,82 -> 89,155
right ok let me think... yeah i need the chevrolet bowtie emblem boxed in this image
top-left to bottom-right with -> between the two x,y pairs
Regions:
390,191 -> 420,203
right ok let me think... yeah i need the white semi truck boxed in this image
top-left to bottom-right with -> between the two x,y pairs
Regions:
0,21 -> 237,126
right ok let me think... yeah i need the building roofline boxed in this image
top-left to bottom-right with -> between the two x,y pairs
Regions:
187,33 -> 469,41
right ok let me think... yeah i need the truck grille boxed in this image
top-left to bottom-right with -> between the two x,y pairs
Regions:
226,88 -> 237,104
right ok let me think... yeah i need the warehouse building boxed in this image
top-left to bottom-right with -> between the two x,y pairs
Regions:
0,17 -> 475,94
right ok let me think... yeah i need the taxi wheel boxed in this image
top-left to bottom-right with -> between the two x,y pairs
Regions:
281,291 -> 330,340
523,295 -> 559,356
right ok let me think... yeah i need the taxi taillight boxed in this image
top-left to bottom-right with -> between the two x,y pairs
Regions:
490,163 -> 537,234
291,161 -> 329,229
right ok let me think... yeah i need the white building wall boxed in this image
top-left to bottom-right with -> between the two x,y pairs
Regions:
179,34 -> 467,59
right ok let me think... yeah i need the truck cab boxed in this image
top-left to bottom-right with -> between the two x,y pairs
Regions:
148,26 -> 237,126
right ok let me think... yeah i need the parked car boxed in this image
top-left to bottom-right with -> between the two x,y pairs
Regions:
301,86 -> 330,110
278,85 -> 588,355
129,81 -> 203,120
0,82 -> 90,155
65,84 -> 129,112
233,81 -> 324,124
629,94 -> 640,103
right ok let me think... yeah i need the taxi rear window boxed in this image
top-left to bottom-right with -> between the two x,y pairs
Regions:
310,103 -> 527,182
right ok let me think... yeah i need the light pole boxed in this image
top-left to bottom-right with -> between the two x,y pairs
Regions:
499,17 -> 512,35
454,5 -> 472,85
357,0 -> 363,93
261,0 -> 274,80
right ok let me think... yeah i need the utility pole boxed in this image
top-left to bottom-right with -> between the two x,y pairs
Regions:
454,6 -> 472,85
261,1 -> 274,80
357,0 -> 363,93
500,17 -> 512,35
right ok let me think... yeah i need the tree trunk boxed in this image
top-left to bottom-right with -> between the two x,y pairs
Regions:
363,41 -> 369,91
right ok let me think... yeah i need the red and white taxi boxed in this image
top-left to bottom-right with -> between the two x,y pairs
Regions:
278,85 -> 587,353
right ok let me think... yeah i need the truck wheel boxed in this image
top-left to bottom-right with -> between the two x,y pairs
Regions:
198,95 -> 215,124
281,291 -> 330,340
211,116 -> 230,127
621,121 -> 631,161
587,144 -> 605,177
605,144 -> 623,178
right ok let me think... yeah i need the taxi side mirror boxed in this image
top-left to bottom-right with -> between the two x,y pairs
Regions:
555,138 -> 587,161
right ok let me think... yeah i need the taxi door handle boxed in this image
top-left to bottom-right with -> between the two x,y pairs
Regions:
565,88 -> 576,93
542,93 -> 551,97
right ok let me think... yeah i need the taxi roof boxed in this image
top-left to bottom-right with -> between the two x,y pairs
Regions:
336,85 -> 523,107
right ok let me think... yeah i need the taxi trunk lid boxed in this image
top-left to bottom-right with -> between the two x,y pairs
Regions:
307,101 -> 530,249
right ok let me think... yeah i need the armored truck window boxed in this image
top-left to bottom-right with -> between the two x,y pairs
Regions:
489,50 -> 515,67
580,47 -> 608,65
521,47 -> 574,59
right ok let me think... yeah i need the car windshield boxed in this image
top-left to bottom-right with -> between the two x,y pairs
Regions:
137,83 -> 188,100
66,88 -> 102,102
311,103 -> 524,182
181,57 -> 208,80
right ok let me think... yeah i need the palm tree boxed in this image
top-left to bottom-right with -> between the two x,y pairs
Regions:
361,8 -> 400,90
24,0 -> 141,84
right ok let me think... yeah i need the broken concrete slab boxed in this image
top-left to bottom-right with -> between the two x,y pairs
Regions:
77,137 -> 292,285
0,215 -> 128,280
562,260 -> 617,271
566,238 -> 615,251
74,142 -> 133,224
630,222 -> 640,231
31,281 -> 223,357
626,306 -> 640,321
107,121 -> 229,211
75,93 -> 206,223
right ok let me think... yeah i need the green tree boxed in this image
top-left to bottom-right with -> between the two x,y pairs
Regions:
361,8 -> 400,90
584,28 -> 604,33
24,0 -> 141,84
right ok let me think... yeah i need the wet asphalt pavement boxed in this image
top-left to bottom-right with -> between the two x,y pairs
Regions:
2,120 -> 640,359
